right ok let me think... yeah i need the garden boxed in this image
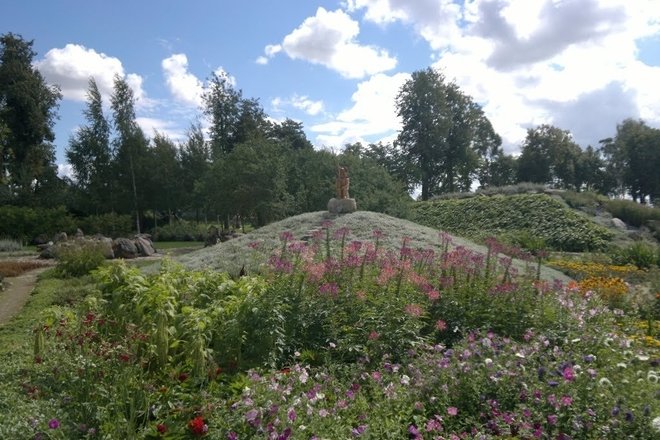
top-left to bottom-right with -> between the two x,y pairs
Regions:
0,212 -> 658,439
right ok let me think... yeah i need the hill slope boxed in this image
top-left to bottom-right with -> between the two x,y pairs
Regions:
170,210 -> 570,282
412,193 -> 614,251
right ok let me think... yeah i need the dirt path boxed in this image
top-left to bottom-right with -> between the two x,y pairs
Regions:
0,267 -> 49,326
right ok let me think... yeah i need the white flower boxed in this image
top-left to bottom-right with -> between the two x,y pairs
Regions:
652,416 -> 660,432
616,362 -> 627,369
637,354 -> 650,361
515,352 -> 525,359
599,378 -> 612,387
484,358 -> 493,366
647,372 -> 658,383
400,375 -> 410,385
299,370 -> 308,384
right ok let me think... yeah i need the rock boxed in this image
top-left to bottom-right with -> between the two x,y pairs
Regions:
134,235 -> 156,257
39,246 -> 57,259
328,198 -> 357,214
611,218 -> 627,230
112,237 -> 138,259
33,233 -> 50,245
53,232 -> 68,243
94,237 -> 115,259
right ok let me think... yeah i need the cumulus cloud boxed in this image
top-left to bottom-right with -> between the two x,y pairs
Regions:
342,0 -> 660,153
263,7 -> 396,78
136,117 -> 185,141
272,95 -> 324,116
311,72 -> 409,147
35,44 -> 149,106
162,53 -> 204,107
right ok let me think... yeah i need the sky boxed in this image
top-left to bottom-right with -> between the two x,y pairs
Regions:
3,0 -> 660,175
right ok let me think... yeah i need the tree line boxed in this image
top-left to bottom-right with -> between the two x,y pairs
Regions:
1,33 -> 658,235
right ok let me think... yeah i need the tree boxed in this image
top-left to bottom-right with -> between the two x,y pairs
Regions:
0,33 -> 61,204
395,68 -> 500,199
516,125 -> 582,189
147,132 -> 183,224
66,78 -> 112,214
180,122 -> 211,220
602,119 -> 660,203
269,118 -> 313,151
110,75 -> 149,232
233,97 -> 269,146
202,71 -> 241,159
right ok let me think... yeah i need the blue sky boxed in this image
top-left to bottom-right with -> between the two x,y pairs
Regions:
3,0 -> 660,173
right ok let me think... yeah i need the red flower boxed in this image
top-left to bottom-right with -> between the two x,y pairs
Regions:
156,423 -> 167,434
188,416 -> 208,436
178,372 -> 189,382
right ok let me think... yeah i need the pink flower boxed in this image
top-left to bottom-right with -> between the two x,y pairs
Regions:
435,320 -> 447,331
560,395 -> 573,407
562,366 -> 575,382
368,331 -> 380,341
426,289 -> 440,301
447,407 -> 458,416
405,303 -> 423,317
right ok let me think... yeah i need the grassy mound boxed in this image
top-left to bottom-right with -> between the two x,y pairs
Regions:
412,193 -> 614,251
170,210 -> 570,282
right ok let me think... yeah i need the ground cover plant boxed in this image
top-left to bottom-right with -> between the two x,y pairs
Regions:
412,194 -> 615,252
0,219 -> 658,439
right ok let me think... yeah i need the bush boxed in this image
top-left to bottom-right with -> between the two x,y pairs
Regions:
0,238 -> 22,252
609,242 -> 659,269
604,199 -> 660,227
77,213 -> 133,238
150,221 -> 211,242
0,206 -> 77,243
54,242 -> 108,278
412,193 -> 614,251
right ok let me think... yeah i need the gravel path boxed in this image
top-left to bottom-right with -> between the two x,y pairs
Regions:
0,267 -> 49,326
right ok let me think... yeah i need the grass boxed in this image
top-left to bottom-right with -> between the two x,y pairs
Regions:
152,241 -> 204,250
0,260 -> 51,278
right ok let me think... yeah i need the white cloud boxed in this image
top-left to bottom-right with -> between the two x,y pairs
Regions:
57,163 -> 74,180
272,95 -> 324,116
311,72 -> 409,147
265,7 -> 396,78
35,43 -> 149,106
136,117 -> 185,141
344,0 -> 660,153
162,53 -> 204,107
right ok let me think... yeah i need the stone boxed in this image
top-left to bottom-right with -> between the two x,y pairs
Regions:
112,237 -> 138,259
328,197 -> 357,214
53,232 -> 68,243
94,237 -> 115,259
75,228 -> 84,238
33,233 -> 50,245
134,235 -> 156,257
611,218 -> 627,230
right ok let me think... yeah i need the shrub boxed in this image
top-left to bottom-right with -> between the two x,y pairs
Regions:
150,221 -> 211,242
609,242 -> 658,269
412,193 -> 614,251
604,199 -> 660,227
0,238 -> 22,252
0,206 -> 77,243
54,242 -> 108,278
77,213 -> 133,238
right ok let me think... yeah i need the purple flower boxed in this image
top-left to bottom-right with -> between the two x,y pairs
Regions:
408,424 -> 422,439
447,407 -> 458,416
319,282 -> 339,296
562,366 -> 575,382
227,432 -> 239,440
279,231 -> 294,242
287,408 -> 297,422
351,425 -> 367,437
48,419 -> 60,429
547,414 -> 558,426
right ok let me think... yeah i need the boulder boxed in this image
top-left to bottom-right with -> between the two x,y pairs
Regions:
611,218 -> 627,230
94,237 -> 115,259
134,235 -> 156,257
33,233 -> 50,245
53,232 -> 68,243
328,198 -> 357,214
112,237 -> 138,259
75,228 -> 84,238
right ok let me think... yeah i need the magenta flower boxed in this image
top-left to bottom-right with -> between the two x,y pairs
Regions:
447,407 -> 458,416
560,395 -> 573,406
48,418 -> 60,429
547,414 -> 558,426
435,320 -> 447,331
562,365 -> 575,381
404,303 -> 423,317
319,282 -> 339,296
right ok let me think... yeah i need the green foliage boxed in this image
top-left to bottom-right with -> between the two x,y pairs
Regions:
609,242 -> 659,269
0,237 -> 21,252
0,205 -> 76,243
54,242 -> 107,278
604,198 -> 660,227
77,212 -> 133,237
412,193 -> 614,251
151,221 -> 211,241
